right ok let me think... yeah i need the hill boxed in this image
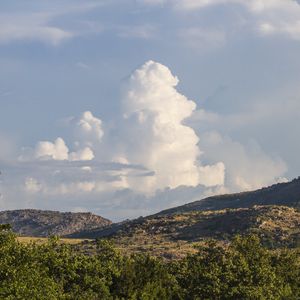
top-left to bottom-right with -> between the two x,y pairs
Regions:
0,209 -> 111,237
155,177 -> 300,216
68,178 -> 300,258
71,205 -> 300,258
70,177 -> 300,240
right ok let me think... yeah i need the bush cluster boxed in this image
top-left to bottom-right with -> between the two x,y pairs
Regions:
0,227 -> 299,299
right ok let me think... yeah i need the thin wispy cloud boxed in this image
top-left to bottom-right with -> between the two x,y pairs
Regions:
0,2 -> 105,45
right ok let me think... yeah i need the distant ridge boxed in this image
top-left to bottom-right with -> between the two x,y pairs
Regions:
0,209 -> 111,237
155,177 -> 300,216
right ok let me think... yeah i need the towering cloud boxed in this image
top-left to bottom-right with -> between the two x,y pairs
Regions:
117,60 -> 224,193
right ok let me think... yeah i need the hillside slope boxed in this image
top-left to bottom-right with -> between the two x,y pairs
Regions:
0,209 -> 111,237
156,177 -> 300,216
70,177 -> 300,240
72,205 -> 300,259
68,178 -> 300,258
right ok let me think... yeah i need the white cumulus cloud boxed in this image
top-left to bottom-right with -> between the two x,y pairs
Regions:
23,137 -> 95,162
73,111 -> 104,147
35,138 -> 69,161
116,60 -> 224,193
69,147 -> 95,161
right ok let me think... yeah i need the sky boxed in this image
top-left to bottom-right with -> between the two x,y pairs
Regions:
0,0 -> 300,221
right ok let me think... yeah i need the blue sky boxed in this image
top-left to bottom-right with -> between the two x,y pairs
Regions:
0,0 -> 300,220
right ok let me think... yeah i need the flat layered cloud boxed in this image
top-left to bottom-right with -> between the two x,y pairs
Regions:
0,25 -> 73,46
1,0 -> 299,50
141,0 -> 300,41
0,2 -> 104,45
0,13 -> 73,46
152,0 -> 298,12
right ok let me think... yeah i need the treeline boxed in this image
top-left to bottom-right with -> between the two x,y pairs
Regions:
0,228 -> 299,299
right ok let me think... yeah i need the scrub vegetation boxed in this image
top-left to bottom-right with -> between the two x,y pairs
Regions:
0,225 -> 299,300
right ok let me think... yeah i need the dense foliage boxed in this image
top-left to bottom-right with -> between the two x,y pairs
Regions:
0,227 -> 299,299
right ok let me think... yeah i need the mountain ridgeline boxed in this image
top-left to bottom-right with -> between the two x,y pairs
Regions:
0,209 -> 111,237
155,177 -> 300,216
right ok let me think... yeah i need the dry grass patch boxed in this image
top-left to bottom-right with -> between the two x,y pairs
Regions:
17,236 -> 90,245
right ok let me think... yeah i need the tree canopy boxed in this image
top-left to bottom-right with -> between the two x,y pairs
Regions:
0,227 -> 299,299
